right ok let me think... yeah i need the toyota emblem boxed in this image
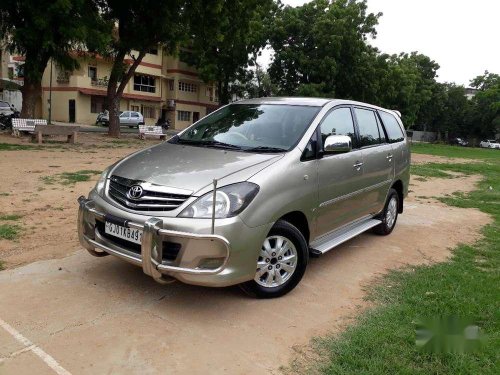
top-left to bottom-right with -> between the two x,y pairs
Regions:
127,185 -> 143,199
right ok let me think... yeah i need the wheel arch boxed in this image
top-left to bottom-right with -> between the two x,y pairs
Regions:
278,211 -> 310,244
391,180 -> 404,213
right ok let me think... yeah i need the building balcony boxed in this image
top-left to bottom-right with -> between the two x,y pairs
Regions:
91,77 -> 109,88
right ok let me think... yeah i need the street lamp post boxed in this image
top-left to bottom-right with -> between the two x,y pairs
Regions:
48,60 -> 53,124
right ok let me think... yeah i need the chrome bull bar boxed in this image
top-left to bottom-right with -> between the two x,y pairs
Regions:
77,196 -> 231,283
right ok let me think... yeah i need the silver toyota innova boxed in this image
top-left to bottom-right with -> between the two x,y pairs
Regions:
77,97 -> 410,298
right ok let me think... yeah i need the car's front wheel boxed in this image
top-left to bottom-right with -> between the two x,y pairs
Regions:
240,220 -> 308,298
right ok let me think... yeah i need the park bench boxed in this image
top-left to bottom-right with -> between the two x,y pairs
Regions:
139,125 -> 166,140
12,118 -> 47,137
32,125 -> 80,144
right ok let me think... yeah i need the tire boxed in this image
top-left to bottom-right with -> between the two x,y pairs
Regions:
86,248 -> 109,257
373,188 -> 399,235
240,220 -> 308,298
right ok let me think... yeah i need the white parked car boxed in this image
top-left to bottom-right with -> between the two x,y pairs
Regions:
479,140 -> 500,149
96,110 -> 145,128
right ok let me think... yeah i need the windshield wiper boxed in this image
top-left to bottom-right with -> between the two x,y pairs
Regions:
244,146 -> 287,153
177,139 -> 242,150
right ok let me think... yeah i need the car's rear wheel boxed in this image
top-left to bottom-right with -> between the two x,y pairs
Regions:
240,220 -> 308,298
373,188 -> 399,235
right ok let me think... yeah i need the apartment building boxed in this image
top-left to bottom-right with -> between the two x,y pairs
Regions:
26,47 -> 218,129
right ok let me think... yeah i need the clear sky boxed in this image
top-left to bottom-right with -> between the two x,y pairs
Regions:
259,0 -> 500,86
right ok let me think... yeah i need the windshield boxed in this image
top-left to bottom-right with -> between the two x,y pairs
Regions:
174,104 -> 320,152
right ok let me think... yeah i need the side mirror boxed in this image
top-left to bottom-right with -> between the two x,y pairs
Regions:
323,135 -> 352,153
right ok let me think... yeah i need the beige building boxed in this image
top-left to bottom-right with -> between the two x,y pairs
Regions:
32,47 -> 218,129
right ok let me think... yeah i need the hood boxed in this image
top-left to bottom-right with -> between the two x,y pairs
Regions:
111,142 -> 281,195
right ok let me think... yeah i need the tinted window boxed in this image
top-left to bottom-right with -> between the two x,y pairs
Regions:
120,112 -> 130,117
320,108 -> 356,148
379,111 -> 405,143
131,112 -> 139,118
354,108 -> 381,147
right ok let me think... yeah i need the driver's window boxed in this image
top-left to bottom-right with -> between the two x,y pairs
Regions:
320,108 -> 356,149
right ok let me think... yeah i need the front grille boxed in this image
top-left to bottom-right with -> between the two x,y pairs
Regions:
108,175 -> 190,212
95,221 -> 181,261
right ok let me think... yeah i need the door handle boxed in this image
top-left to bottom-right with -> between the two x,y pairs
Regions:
353,161 -> 363,170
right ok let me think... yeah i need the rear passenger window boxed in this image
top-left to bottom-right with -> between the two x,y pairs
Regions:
320,108 -> 356,148
354,108 -> 381,147
379,111 -> 405,143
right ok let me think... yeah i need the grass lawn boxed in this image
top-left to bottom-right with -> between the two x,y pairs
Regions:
411,143 -> 500,161
311,146 -> 499,374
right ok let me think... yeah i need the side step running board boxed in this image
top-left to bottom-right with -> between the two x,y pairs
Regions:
310,218 -> 382,255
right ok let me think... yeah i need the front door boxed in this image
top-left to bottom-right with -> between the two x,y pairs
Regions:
315,106 -> 366,237
119,111 -> 130,125
352,107 -> 394,216
68,99 -> 75,123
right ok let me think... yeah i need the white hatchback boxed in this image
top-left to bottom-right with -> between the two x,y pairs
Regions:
119,111 -> 145,128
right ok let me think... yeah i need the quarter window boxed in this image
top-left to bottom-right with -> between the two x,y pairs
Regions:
354,108 -> 382,147
379,111 -> 405,143
320,108 -> 356,148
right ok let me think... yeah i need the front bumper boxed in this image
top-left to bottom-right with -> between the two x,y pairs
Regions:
77,196 -> 270,287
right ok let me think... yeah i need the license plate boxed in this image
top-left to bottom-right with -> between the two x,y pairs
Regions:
105,221 -> 143,245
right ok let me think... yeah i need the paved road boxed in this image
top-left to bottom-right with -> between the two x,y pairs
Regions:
0,197 -> 489,375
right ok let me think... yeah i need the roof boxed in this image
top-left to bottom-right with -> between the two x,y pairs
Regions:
233,97 -> 399,114
234,97 -> 333,106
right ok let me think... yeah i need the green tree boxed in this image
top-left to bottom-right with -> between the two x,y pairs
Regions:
184,0 -> 276,105
0,0 -> 108,118
99,0 -> 193,137
467,72 -> 500,138
269,0 -> 380,98
470,70 -> 500,91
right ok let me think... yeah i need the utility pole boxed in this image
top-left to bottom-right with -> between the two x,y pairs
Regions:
48,60 -> 53,124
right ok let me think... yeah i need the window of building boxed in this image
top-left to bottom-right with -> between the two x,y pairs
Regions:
168,80 -> 174,91
177,110 -> 191,122
354,108 -> 382,147
134,75 -> 156,93
147,47 -> 158,55
90,96 -> 105,113
131,105 -> 140,112
88,66 -> 97,81
142,106 -> 156,119
178,81 -> 197,93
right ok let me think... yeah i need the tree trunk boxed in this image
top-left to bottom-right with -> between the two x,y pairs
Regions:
21,79 -> 41,118
108,94 -> 121,137
218,80 -> 224,106
106,49 -> 146,138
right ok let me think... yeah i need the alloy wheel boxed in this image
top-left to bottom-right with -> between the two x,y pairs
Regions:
254,235 -> 298,288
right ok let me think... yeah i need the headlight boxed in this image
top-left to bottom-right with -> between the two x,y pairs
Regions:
95,167 -> 110,196
178,182 -> 259,219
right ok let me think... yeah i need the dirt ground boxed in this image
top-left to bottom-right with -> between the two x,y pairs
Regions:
0,133 -> 492,374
